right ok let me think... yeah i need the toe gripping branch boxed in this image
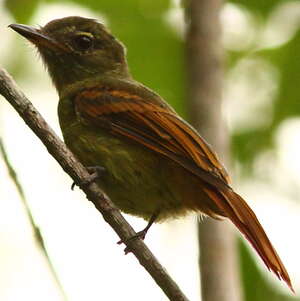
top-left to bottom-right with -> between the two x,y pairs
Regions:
118,210 -> 160,254
71,166 -> 106,190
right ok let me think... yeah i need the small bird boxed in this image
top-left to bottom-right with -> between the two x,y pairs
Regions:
10,16 -> 293,291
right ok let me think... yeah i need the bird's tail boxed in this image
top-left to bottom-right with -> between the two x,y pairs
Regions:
203,186 -> 294,292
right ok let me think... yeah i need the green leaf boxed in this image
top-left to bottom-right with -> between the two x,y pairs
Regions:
5,0 -> 40,23
231,30 -> 300,168
231,129 -> 274,174
69,0 -> 170,17
262,32 -> 300,127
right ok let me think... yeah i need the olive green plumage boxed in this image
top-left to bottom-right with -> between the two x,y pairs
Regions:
9,16 -> 293,289
58,80 -> 186,220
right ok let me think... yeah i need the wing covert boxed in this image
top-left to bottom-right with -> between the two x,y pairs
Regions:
74,88 -> 230,189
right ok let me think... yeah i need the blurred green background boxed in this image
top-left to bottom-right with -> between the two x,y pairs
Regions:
0,0 -> 299,300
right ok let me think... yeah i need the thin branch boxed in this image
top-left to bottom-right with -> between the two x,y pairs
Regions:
0,138 -> 68,300
0,68 -> 189,301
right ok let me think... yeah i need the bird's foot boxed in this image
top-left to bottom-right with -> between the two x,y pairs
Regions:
71,166 -> 106,190
118,209 -> 160,255
117,229 -> 149,255
117,210 -> 160,254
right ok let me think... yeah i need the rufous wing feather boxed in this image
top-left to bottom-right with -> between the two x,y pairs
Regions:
203,186 -> 294,292
75,88 -> 294,292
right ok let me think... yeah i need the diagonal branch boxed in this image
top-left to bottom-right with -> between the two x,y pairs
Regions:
0,68 -> 189,301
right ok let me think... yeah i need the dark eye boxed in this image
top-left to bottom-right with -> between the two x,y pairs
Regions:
73,35 -> 94,51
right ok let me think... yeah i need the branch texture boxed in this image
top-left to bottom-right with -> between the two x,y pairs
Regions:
0,68 -> 189,301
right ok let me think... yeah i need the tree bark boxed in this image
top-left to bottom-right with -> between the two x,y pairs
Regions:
185,0 -> 243,300
0,68 -> 189,301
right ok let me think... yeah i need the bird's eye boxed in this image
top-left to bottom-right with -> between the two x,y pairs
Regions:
73,34 -> 94,51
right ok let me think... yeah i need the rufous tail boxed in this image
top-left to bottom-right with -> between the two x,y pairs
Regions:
203,187 -> 294,292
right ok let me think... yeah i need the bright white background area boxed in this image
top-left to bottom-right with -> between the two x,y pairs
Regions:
0,1 -> 300,300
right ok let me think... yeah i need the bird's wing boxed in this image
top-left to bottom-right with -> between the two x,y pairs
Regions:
74,87 -> 293,291
74,88 -> 230,190
75,89 -> 229,189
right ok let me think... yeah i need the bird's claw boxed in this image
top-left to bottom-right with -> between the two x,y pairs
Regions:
117,230 -> 148,255
71,166 -> 106,190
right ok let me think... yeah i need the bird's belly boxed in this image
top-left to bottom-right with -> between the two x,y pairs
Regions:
62,123 -> 187,220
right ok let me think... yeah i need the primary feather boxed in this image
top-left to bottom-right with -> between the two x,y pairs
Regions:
74,85 -> 293,291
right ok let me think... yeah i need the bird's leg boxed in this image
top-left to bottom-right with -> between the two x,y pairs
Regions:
134,210 -> 160,240
71,165 -> 106,190
118,209 -> 160,254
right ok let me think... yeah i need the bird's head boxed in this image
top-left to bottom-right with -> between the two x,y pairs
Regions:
10,16 -> 130,92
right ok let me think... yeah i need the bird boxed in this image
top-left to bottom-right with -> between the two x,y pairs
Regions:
9,16 -> 293,291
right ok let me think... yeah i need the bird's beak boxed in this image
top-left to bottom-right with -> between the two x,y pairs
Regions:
9,23 -> 67,51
